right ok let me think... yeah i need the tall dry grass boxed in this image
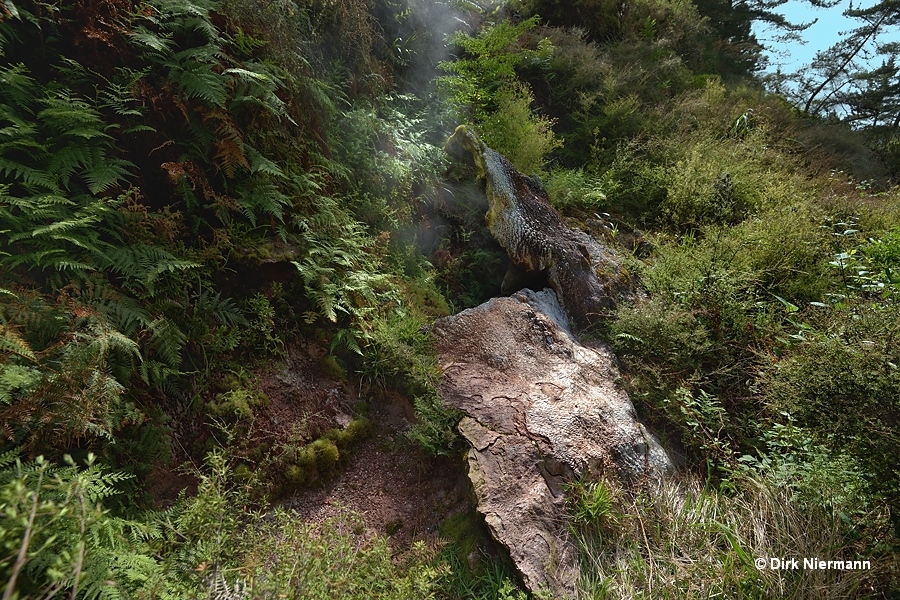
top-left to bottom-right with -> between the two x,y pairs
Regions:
574,476 -> 891,599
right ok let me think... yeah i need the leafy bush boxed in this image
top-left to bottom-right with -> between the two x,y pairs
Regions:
735,416 -> 866,512
478,85 -> 561,176
0,452 -> 161,599
440,17 -> 561,175
544,168 -> 614,212
761,303 -> 900,525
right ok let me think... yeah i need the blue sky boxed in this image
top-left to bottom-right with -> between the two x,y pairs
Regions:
754,1 -> 894,73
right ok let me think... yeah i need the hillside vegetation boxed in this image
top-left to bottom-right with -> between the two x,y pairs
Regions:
0,0 -> 898,597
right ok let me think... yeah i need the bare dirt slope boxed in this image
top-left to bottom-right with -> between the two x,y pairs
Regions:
286,391 -> 472,551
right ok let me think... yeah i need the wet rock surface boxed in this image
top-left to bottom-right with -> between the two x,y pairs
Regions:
431,288 -> 673,597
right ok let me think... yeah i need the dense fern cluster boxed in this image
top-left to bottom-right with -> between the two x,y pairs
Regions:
0,0 -> 444,462
0,0 -> 457,593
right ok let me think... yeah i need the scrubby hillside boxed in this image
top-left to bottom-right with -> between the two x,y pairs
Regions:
1,0 -> 898,597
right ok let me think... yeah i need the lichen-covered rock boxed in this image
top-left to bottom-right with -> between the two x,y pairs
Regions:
431,288 -> 674,598
445,125 -> 634,327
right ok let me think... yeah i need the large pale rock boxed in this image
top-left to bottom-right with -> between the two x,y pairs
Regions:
431,288 -> 673,598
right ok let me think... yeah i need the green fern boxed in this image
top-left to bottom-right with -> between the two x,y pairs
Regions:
130,28 -> 174,53
168,57 -> 228,107
234,178 -> 289,227
245,145 -> 284,177
148,316 -> 186,368
0,364 -> 40,405
84,157 -> 134,195
100,243 -> 199,297
0,324 -> 35,360
75,280 -> 153,336
291,205 -> 393,325
0,453 -> 171,599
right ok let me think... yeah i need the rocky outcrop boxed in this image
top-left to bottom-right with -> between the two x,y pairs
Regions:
444,125 -> 635,327
431,288 -> 673,598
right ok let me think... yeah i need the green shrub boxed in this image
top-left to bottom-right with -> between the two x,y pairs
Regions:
735,416 -> 866,512
761,304 -> 900,521
479,85 -> 562,176
611,297 -> 715,380
440,17 -> 544,121
0,453 -> 161,598
439,16 -> 561,175
544,168 -> 614,212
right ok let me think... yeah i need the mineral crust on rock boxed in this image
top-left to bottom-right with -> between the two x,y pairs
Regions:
444,125 -> 635,327
431,288 -> 673,598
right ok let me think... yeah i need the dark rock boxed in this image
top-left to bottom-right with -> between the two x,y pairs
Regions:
445,126 -> 636,327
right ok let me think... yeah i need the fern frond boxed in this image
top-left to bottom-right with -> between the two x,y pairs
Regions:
46,144 -> 93,181
38,93 -> 109,140
77,281 -> 152,335
1,0 -> 19,18
197,290 -> 246,327
235,179 -> 289,226
245,146 -> 283,177
214,137 -> 248,178
148,316 -> 186,367
139,359 -> 182,390
100,243 -> 199,296
167,58 -> 227,107
0,324 -> 35,360
129,28 -> 173,53
84,158 -> 134,195
0,158 -> 56,189
145,256 -> 199,285
27,213 -> 103,238
51,259 -> 95,271
0,446 -> 20,469
74,321 -> 142,369
0,63 -> 37,105
223,67 -> 268,83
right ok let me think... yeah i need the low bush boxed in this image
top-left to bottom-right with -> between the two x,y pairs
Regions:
760,303 -> 900,528
544,168 -> 615,212
571,475 -> 891,599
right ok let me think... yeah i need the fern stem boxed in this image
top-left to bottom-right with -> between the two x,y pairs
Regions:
68,492 -> 88,600
3,464 -> 45,600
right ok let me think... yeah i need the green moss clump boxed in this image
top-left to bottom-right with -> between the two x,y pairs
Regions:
439,511 -> 490,559
327,417 -> 373,449
285,463 -> 308,487
403,277 -> 451,318
247,441 -> 269,463
206,388 -> 268,421
310,438 -> 340,471
321,354 -> 348,379
234,463 -> 254,483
